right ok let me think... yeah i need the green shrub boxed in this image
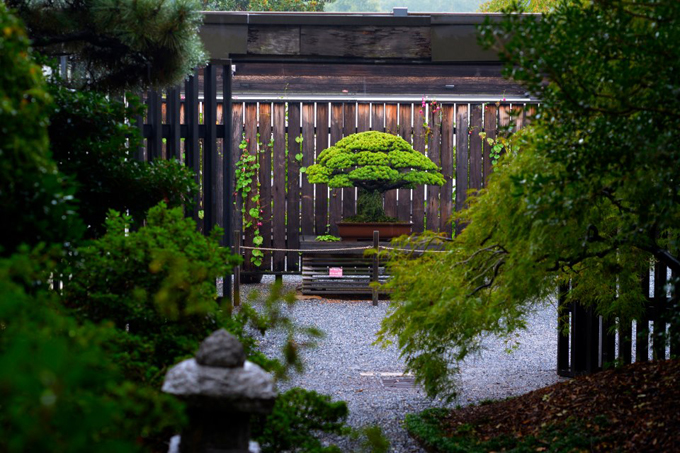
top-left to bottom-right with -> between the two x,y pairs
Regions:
0,248 -> 184,453
48,85 -> 197,238
0,4 -> 83,255
62,203 -> 242,386
254,388 -> 349,453
307,131 -> 445,222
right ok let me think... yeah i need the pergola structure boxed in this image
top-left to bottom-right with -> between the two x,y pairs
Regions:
199,11 -> 532,100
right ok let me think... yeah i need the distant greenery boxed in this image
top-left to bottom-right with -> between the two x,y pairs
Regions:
206,0 -> 331,11
478,0 -> 560,13
327,0 -> 486,12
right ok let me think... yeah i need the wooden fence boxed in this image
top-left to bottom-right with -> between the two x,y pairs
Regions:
558,264 -> 679,376
138,64 -> 537,273
138,63 -> 676,376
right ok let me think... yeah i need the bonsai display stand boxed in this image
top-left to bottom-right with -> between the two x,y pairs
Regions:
300,235 -> 390,297
337,222 -> 413,241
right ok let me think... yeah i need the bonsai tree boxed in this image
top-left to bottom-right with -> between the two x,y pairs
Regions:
307,131 -> 445,222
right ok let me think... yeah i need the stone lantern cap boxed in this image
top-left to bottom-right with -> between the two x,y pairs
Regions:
162,329 -> 276,413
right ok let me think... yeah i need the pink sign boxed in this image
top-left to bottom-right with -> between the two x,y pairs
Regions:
329,267 -> 343,277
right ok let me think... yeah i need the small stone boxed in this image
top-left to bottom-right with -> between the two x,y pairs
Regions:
196,329 -> 245,368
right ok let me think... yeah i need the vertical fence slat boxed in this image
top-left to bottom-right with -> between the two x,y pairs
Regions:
149,90 -> 163,160
167,87 -> 181,160
440,104 -> 454,235
637,269 -> 650,362
412,106 -> 426,233
653,259 -> 667,359
287,102 -> 301,272
619,318 -> 633,365
231,102 -> 243,235
371,103 -> 385,132
329,103 -> 344,235
222,63 -> 233,249
672,270 -> 679,357
272,103 -> 286,272
243,103 -> 258,271
203,65 -> 217,232
469,104 -> 483,193
301,103 -> 315,236
342,102 -> 356,219
384,104 -> 398,218
557,283 -> 570,375
454,104 -> 469,235
602,316 -> 616,368
357,103 -> 370,132
259,102 -> 273,271
315,103 -> 329,235
513,105 -> 525,131
426,107 -> 441,232
499,104 -> 512,134
483,104 -> 497,186
185,70 -> 200,224
398,103 -> 412,223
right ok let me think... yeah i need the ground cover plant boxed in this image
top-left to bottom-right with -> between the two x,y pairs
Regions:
406,359 -> 680,452
307,131 -> 445,222
379,0 -> 680,400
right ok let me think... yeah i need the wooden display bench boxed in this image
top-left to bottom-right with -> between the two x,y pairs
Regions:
300,235 -> 390,298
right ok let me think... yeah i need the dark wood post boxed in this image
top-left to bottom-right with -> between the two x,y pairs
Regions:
222,60 -> 233,302
372,230 -> 379,306
557,283 -> 570,376
234,230 -> 241,307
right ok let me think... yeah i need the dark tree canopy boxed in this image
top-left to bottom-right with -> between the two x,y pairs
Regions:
7,0 -> 207,91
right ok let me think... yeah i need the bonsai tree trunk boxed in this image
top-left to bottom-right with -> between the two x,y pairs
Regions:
355,189 -> 389,222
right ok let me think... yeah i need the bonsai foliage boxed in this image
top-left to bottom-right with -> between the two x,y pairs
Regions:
307,131 -> 445,221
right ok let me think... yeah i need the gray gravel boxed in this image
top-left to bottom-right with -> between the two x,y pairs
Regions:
237,275 -> 565,452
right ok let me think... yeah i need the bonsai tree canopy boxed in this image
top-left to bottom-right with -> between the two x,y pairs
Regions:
307,131 -> 445,222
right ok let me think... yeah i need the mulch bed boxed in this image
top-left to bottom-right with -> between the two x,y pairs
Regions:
440,359 -> 680,452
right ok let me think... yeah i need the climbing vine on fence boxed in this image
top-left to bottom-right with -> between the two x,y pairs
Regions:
235,135 -> 264,266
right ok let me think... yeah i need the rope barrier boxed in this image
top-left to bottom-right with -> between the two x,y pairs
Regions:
240,245 -> 373,253
238,245 -> 449,253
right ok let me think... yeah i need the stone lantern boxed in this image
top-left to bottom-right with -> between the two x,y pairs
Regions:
162,329 -> 276,453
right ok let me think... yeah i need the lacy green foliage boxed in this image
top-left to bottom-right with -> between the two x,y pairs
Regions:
380,140 -> 650,400
253,388 -> 349,453
405,408 -> 606,452
49,85 -> 196,238
0,4 -> 83,256
380,0 -> 680,401
307,131 -> 444,194
62,203 -> 243,387
0,248 -> 184,453
7,0 -> 207,91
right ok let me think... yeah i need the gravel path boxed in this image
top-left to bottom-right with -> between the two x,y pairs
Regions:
240,275 -> 565,452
